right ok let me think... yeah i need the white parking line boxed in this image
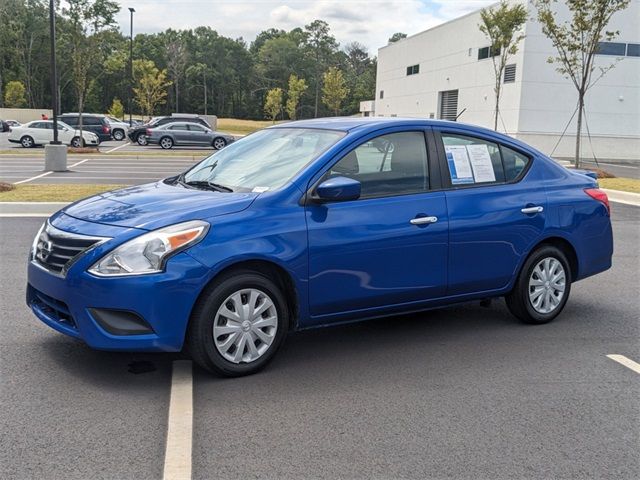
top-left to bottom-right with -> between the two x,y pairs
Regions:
163,360 -> 193,480
12,157 -> 92,185
103,142 -> 132,154
606,354 -> 640,374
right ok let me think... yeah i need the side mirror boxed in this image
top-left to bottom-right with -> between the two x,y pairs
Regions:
314,176 -> 361,202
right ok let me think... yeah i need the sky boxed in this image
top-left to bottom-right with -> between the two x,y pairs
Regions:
113,0 -> 496,53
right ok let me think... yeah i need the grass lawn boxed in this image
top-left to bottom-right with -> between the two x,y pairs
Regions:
216,118 -> 278,135
599,177 -> 640,194
0,184 -> 125,202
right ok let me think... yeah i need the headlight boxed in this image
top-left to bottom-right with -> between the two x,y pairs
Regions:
88,220 -> 209,277
30,222 -> 46,260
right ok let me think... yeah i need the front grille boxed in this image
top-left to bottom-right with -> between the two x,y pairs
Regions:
34,223 -> 107,275
29,286 -> 77,329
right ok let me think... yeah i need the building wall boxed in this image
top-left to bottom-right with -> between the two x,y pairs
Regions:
0,108 -> 53,123
375,0 -> 639,161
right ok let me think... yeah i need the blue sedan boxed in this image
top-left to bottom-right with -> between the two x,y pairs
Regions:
27,118 -> 613,376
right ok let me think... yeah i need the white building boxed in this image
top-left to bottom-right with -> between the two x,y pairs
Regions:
368,0 -> 640,161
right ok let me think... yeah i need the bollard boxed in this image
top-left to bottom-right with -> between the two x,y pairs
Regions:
44,143 -> 68,172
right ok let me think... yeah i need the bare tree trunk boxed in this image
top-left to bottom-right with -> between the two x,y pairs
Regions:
203,70 -> 207,115
494,84 -> 500,131
175,80 -> 179,112
314,77 -> 319,118
575,94 -> 584,168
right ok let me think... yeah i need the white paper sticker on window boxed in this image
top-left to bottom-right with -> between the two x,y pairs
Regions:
466,144 -> 496,183
445,145 -> 474,184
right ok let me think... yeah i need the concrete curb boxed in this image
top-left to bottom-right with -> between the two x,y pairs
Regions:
602,189 -> 640,207
0,202 -> 68,217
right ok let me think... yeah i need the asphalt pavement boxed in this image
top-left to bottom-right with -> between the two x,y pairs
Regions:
0,203 -> 638,479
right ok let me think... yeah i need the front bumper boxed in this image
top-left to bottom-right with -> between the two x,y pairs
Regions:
26,216 -> 211,352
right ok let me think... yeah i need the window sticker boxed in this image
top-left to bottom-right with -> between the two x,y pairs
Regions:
445,145 -> 474,184
466,144 -> 496,183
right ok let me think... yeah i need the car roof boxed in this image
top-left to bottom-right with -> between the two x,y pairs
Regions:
161,121 -> 208,128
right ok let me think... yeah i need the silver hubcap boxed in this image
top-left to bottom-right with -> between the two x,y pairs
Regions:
114,131 -> 123,140
213,288 -> 278,364
161,138 -> 172,148
528,257 -> 566,314
214,139 -> 225,149
138,135 -> 147,145
22,137 -> 32,147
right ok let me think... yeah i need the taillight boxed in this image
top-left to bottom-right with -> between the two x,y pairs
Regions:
584,188 -> 610,215
102,125 -> 110,134
146,129 -> 152,136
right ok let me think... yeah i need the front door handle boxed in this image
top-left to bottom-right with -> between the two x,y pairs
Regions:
521,206 -> 544,214
410,216 -> 438,225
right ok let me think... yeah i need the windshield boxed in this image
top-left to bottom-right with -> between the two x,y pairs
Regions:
181,128 -> 345,192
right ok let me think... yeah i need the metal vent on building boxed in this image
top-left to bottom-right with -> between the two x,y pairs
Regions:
438,89 -> 459,121
504,64 -> 516,83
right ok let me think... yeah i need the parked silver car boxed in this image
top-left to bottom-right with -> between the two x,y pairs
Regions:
146,122 -> 235,150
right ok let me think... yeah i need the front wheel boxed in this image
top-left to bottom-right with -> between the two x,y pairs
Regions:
505,245 -> 572,324
136,134 -> 148,146
71,136 -> 84,148
20,136 -> 34,148
212,137 -> 227,150
186,271 -> 289,377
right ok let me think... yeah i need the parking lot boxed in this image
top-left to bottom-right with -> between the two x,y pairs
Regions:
0,202 -> 638,479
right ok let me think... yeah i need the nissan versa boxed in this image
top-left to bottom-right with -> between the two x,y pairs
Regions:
27,118 -> 613,376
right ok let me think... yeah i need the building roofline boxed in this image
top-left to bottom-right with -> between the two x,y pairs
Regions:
378,1 -> 503,51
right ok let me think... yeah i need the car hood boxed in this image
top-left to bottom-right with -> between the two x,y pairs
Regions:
62,181 -> 258,230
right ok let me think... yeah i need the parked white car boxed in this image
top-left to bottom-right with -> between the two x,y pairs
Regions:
8,120 -> 99,148
106,116 -> 129,141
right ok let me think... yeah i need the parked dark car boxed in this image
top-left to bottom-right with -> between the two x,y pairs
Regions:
147,122 -> 234,149
127,115 -> 211,145
0,119 -> 9,132
58,113 -> 111,142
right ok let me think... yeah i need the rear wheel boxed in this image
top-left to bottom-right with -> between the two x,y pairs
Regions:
160,136 -> 174,149
136,134 -> 148,146
212,137 -> 227,150
186,271 -> 289,377
20,136 -> 34,148
506,245 -> 571,324
71,136 -> 84,148
112,129 -> 125,141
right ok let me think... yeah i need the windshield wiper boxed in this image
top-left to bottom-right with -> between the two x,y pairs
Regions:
183,179 -> 233,192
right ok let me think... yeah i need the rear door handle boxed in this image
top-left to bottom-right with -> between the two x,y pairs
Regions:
521,206 -> 544,214
410,216 -> 438,225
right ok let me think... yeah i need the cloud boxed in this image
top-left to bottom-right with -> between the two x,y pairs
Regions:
114,0 -> 496,54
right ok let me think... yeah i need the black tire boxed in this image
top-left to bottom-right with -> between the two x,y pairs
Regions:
20,135 -> 35,148
136,134 -> 148,146
505,245 -> 572,324
186,270 -> 289,377
212,137 -> 227,150
112,129 -> 125,141
71,136 -> 84,148
159,136 -> 174,149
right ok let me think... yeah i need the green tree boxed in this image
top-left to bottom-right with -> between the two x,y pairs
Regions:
264,87 -> 283,123
61,0 -> 119,137
133,60 -> 172,119
388,32 -> 407,43
322,67 -> 348,115
479,0 -> 528,131
534,0 -> 630,167
285,74 -> 308,120
107,97 -> 124,118
304,20 -> 339,117
4,81 -> 27,108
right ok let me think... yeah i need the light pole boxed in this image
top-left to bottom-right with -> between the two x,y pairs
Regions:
49,0 -> 59,145
128,7 -> 135,125
45,0 -> 66,172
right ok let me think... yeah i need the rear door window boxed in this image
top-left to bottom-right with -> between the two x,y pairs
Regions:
441,133 -> 505,185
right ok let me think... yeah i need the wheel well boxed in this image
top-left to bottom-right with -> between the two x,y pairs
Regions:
198,260 -> 299,330
534,237 -> 579,281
